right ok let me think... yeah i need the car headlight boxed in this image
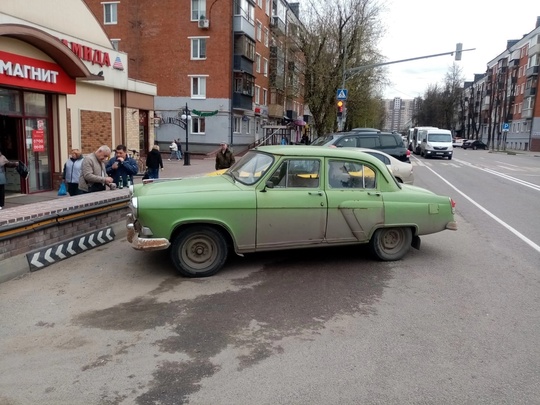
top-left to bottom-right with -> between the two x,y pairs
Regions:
130,196 -> 138,218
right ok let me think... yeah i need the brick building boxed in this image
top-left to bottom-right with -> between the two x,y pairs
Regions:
83,0 -> 307,153
0,0 -> 156,196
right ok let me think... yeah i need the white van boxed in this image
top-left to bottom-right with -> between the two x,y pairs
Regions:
419,128 -> 453,160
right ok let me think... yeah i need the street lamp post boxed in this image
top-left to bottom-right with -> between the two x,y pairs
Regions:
180,102 -> 191,166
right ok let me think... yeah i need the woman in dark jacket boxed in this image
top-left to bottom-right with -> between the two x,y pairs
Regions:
145,145 -> 163,179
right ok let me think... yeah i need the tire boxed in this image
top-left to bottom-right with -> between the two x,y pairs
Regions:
170,226 -> 228,277
448,155 -> 452,160
369,227 -> 413,261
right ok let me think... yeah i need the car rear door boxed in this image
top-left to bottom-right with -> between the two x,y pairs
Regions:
255,158 -> 326,249
325,158 -> 384,243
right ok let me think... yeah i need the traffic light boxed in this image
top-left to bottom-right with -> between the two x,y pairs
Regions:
337,100 -> 344,117
455,43 -> 463,61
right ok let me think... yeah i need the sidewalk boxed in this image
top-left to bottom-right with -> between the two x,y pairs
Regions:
3,157 -> 216,210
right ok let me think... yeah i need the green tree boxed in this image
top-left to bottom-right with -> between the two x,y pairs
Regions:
300,0 -> 386,137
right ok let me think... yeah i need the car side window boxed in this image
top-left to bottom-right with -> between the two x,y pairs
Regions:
334,136 -> 358,148
365,152 -> 390,165
269,159 -> 320,188
380,135 -> 398,147
357,137 -> 379,148
327,160 -> 376,189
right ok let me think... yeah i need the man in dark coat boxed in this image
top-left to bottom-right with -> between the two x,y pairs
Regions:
215,142 -> 235,170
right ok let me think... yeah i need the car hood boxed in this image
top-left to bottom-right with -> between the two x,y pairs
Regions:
134,175 -> 238,197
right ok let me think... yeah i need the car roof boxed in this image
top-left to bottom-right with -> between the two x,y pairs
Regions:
254,145 -> 389,170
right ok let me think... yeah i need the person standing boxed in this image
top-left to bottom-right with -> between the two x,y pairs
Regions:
168,141 -> 178,160
145,145 -> 163,179
0,149 -> 17,210
78,145 -> 114,193
175,139 -> 183,160
215,141 -> 235,170
62,149 -> 83,196
106,145 -> 138,187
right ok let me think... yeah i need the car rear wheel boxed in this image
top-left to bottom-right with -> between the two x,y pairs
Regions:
170,226 -> 228,277
473,145 -> 477,150
369,227 -> 412,261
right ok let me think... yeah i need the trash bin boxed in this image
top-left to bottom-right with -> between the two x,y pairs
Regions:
183,152 -> 191,166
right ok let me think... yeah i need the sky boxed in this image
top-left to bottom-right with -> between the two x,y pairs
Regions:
379,0 -> 540,100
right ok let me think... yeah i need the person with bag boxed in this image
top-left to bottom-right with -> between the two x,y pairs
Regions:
145,145 -> 163,179
0,149 -> 17,210
106,144 -> 138,188
78,145 -> 114,193
62,149 -> 83,196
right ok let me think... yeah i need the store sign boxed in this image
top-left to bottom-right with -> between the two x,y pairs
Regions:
60,39 -> 111,68
0,51 -> 76,94
32,130 -> 45,152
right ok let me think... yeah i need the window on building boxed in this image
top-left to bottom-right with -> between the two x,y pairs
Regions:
262,88 -> 267,105
191,38 -> 207,59
263,58 -> 268,76
264,27 -> 269,47
244,36 -> 255,60
257,0 -> 262,7
191,117 -> 206,134
255,85 -> 260,105
235,0 -> 254,22
191,0 -> 206,20
246,118 -> 251,135
257,21 -> 262,41
256,54 -> 261,73
265,0 -> 270,15
234,117 -> 242,133
103,2 -> 118,24
110,39 -> 120,50
191,76 -> 207,98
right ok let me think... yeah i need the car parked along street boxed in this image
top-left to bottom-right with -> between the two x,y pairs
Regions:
126,146 -> 457,277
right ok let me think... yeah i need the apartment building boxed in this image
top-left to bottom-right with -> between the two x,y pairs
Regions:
383,97 -> 415,132
84,0 -> 307,153
458,17 -> 540,152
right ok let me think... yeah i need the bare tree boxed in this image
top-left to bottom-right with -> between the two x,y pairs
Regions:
300,0 -> 386,136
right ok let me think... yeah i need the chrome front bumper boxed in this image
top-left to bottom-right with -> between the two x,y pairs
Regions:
126,213 -> 170,251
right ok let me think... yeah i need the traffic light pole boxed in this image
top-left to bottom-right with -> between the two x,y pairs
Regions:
338,44 -> 475,130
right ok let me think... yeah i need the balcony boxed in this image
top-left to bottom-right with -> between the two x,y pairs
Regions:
269,73 -> 285,89
233,15 -> 255,40
268,103 -> 284,118
233,55 -> 254,74
522,108 -> 533,119
232,92 -> 253,111
526,65 -> 539,77
270,16 -> 286,36
524,87 -> 537,97
529,42 -> 540,56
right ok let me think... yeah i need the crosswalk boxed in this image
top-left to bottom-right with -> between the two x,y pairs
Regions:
411,157 -> 540,174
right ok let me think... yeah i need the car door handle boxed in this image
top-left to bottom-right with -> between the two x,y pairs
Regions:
309,191 -> 323,196
368,192 -> 381,197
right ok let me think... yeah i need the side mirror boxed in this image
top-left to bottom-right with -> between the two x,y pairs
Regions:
265,180 -> 275,189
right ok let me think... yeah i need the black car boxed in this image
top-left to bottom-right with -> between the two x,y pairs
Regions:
311,130 -> 411,162
462,140 -> 488,150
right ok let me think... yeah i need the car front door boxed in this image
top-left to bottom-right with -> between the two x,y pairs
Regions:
325,159 -> 384,243
256,158 -> 326,249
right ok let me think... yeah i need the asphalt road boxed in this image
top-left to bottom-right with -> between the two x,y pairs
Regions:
1,149 -> 539,405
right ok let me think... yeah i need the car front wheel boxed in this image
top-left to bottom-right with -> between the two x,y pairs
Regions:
369,227 -> 412,261
170,226 -> 228,277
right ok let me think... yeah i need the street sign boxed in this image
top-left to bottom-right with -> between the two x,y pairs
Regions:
502,122 -> 509,131
336,89 -> 348,100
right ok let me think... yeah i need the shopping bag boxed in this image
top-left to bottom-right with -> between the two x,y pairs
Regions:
58,182 -> 67,196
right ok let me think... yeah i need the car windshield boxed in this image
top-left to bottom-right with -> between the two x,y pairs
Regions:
428,133 -> 452,142
227,151 -> 274,185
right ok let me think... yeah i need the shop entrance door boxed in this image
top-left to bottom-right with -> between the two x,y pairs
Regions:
0,115 -> 23,194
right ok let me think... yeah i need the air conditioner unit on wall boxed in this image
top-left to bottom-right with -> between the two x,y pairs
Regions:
198,19 -> 209,29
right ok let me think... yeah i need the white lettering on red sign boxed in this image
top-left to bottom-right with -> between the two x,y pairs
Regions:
0,60 -> 59,83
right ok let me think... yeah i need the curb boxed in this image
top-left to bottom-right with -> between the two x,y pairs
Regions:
0,221 -> 127,284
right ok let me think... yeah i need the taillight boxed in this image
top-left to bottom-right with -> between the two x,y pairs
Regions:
406,149 -> 411,157
450,198 -> 456,213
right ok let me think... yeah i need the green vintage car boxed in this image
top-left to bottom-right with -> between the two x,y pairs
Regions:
126,146 -> 457,277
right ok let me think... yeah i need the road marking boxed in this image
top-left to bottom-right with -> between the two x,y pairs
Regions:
423,164 -> 540,254
454,158 -> 540,192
